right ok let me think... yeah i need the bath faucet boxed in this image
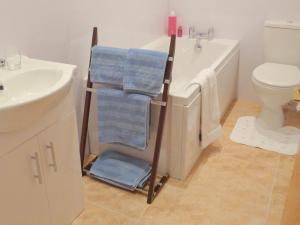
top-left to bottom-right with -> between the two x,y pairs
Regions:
195,34 -> 203,50
193,27 -> 215,50
196,27 -> 214,40
189,26 -> 196,38
0,58 -> 5,68
0,59 -> 5,91
189,26 -> 214,39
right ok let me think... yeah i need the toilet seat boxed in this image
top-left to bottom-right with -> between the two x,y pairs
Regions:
253,63 -> 300,88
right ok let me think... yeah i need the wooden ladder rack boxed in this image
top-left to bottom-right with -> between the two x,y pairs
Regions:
79,27 -> 176,204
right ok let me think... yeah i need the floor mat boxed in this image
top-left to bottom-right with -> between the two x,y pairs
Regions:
230,116 -> 300,155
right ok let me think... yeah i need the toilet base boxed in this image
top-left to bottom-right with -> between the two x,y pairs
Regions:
257,106 -> 284,129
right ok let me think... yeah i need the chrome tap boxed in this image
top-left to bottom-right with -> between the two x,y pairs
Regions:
196,27 -> 214,40
189,26 -> 196,38
189,26 -> 214,40
0,58 -> 5,68
195,34 -> 202,50
0,58 -> 5,91
194,27 -> 215,50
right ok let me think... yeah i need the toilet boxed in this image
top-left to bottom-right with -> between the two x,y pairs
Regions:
252,20 -> 300,129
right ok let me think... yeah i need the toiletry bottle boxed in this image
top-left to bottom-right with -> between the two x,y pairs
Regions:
168,11 -> 177,36
177,26 -> 183,37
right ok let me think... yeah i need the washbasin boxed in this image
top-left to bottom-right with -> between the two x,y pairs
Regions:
0,57 -> 76,133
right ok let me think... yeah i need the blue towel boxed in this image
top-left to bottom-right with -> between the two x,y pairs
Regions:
97,88 -> 150,150
90,46 -> 127,86
90,150 -> 151,191
123,48 -> 168,97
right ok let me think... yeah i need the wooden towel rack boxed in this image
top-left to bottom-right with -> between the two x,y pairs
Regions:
79,27 -> 176,204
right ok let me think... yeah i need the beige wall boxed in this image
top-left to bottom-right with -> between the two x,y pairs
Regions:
0,0 -> 71,62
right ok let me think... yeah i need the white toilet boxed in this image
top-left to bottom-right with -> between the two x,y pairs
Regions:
252,20 -> 300,129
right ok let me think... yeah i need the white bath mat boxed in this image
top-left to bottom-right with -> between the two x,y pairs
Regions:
230,116 -> 300,155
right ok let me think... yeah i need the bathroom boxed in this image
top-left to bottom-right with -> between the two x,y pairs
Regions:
1,0 -> 300,224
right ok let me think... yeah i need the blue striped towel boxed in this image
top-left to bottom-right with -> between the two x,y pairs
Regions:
90,46 -> 127,86
96,88 -> 151,150
90,150 -> 151,191
123,49 -> 168,97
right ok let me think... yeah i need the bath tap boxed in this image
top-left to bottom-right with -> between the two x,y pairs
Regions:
189,26 -> 196,38
189,27 -> 214,40
195,34 -> 203,50
194,27 -> 215,50
0,58 -> 5,91
201,27 -> 214,40
0,58 -> 5,68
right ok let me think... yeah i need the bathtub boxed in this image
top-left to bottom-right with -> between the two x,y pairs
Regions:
88,36 -> 240,180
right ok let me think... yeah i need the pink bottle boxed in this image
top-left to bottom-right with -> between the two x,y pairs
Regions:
168,11 -> 177,36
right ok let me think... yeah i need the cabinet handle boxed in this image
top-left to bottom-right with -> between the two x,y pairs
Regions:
46,142 -> 58,172
30,152 -> 43,184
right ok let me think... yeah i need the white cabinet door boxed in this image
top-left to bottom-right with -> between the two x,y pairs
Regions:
38,112 -> 84,225
0,138 -> 51,225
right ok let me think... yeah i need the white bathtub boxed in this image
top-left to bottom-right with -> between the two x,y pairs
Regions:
88,36 -> 240,180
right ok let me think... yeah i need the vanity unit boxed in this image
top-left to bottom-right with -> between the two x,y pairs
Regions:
0,57 -> 83,225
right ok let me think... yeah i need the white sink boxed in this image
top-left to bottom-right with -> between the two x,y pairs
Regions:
0,57 -> 76,133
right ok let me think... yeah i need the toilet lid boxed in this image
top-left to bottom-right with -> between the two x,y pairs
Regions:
253,63 -> 300,88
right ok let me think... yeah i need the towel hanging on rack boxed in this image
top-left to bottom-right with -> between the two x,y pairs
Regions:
123,48 -> 168,97
90,46 -> 127,86
96,88 -> 151,150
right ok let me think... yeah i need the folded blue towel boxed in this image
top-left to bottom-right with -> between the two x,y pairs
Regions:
90,150 -> 151,191
97,88 -> 151,150
90,46 -> 127,86
123,48 -> 168,97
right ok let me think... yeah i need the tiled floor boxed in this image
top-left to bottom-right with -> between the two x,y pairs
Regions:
281,153 -> 300,225
72,101 -> 299,225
